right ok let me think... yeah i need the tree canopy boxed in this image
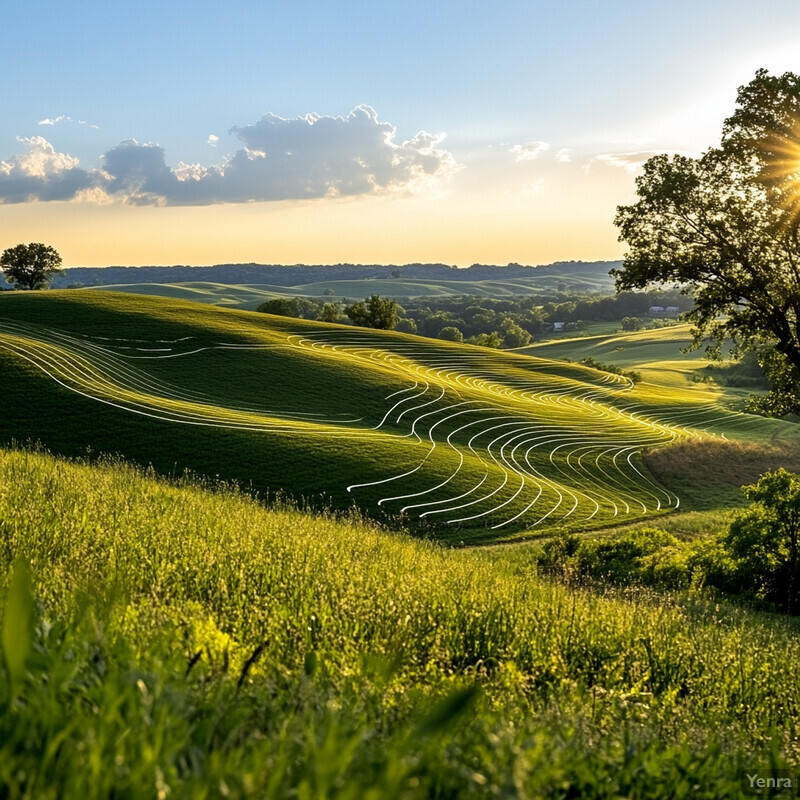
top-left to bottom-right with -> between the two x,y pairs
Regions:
613,69 -> 800,410
1,243 -> 64,290
437,326 -> 463,342
344,295 -> 398,330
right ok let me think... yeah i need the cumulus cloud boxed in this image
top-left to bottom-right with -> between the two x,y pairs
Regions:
217,105 -> 458,201
207,134 -> 219,147
555,148 -> 571,163
0,137 -> 94,203
0,106 -> 458,206
509,141 -> 550,161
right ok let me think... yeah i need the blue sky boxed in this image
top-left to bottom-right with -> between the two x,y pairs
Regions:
3,0 -> 800,266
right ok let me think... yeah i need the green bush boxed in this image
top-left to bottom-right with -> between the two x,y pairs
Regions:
685,538 -> 738,594
574,528 -> 683,585
722,469 -> 800,612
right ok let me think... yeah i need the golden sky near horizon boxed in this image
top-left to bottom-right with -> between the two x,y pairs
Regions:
2,158 -> 634,267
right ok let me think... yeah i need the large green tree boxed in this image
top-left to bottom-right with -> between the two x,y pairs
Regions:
613,70 -> 800,409
1,243 -> 64,290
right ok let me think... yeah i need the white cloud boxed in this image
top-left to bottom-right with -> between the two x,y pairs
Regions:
207,134 -> 219,147
0,106 -> 459,206
591,151 -> 656,173
509,141 -> 550,161
555,148 -> 571,163
0,137 -> 93,202
38,115 -> 70,126
586,149 -> 691,174
37,115 -> 99,130
9,136 -> 80,177
221,105 -> 460,200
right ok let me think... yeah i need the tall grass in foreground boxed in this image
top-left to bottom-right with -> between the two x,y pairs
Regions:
1,448 -> 800,798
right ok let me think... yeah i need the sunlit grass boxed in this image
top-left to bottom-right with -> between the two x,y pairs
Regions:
2,446 -> 800,797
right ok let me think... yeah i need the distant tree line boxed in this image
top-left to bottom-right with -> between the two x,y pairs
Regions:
394,288 -> 692,345
53,260 -> 618,289
256,295 -> 399,330
256,288 -> 693,350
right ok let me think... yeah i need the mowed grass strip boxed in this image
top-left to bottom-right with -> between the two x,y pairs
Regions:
1,447 -> 800,797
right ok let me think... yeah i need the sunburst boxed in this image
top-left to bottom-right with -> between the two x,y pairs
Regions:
758,119 -> 800,231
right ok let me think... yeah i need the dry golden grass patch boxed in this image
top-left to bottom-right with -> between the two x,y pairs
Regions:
645,437 -> 800,503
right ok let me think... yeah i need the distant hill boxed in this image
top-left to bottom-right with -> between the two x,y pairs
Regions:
78,271 -> 618,308
50,260 -> 620,291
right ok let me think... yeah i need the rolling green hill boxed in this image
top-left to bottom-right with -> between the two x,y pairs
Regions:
82,267 -> 615,308
521,324 -> 740,392
0,291 -> 793,543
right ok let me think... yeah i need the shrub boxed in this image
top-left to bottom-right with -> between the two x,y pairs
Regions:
685,539 -> 738,595
574,528 -> 681,584
621,316 -> 643,331
256,297 -> 297,316
499,319 -> 531,348
317,302 -> 343,323
257,297 -> 323,319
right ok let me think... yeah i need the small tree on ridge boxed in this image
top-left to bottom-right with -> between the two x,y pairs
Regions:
1,243 -> 64,290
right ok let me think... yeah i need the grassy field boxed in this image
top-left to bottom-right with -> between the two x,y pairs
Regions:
84,266 -> 616,307
522,323 -> 749,394
2,291 -> 793,544
2,446 -> 800,798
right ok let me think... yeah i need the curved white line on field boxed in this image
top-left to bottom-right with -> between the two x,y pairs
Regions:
398,410 -> 490,512
490,482 -> 545,529
386,383 -> 420,400
2,318 -> 751,533
0,340 -> 372,436
376,401 -> 479,505
2,328 -> 362,424
417,417 -> 527,518
289,328 -> 735,529
378,405 -> 487,510
398,386 -> 447,427
0,328 -> 366,432
374,382 -> 431,430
